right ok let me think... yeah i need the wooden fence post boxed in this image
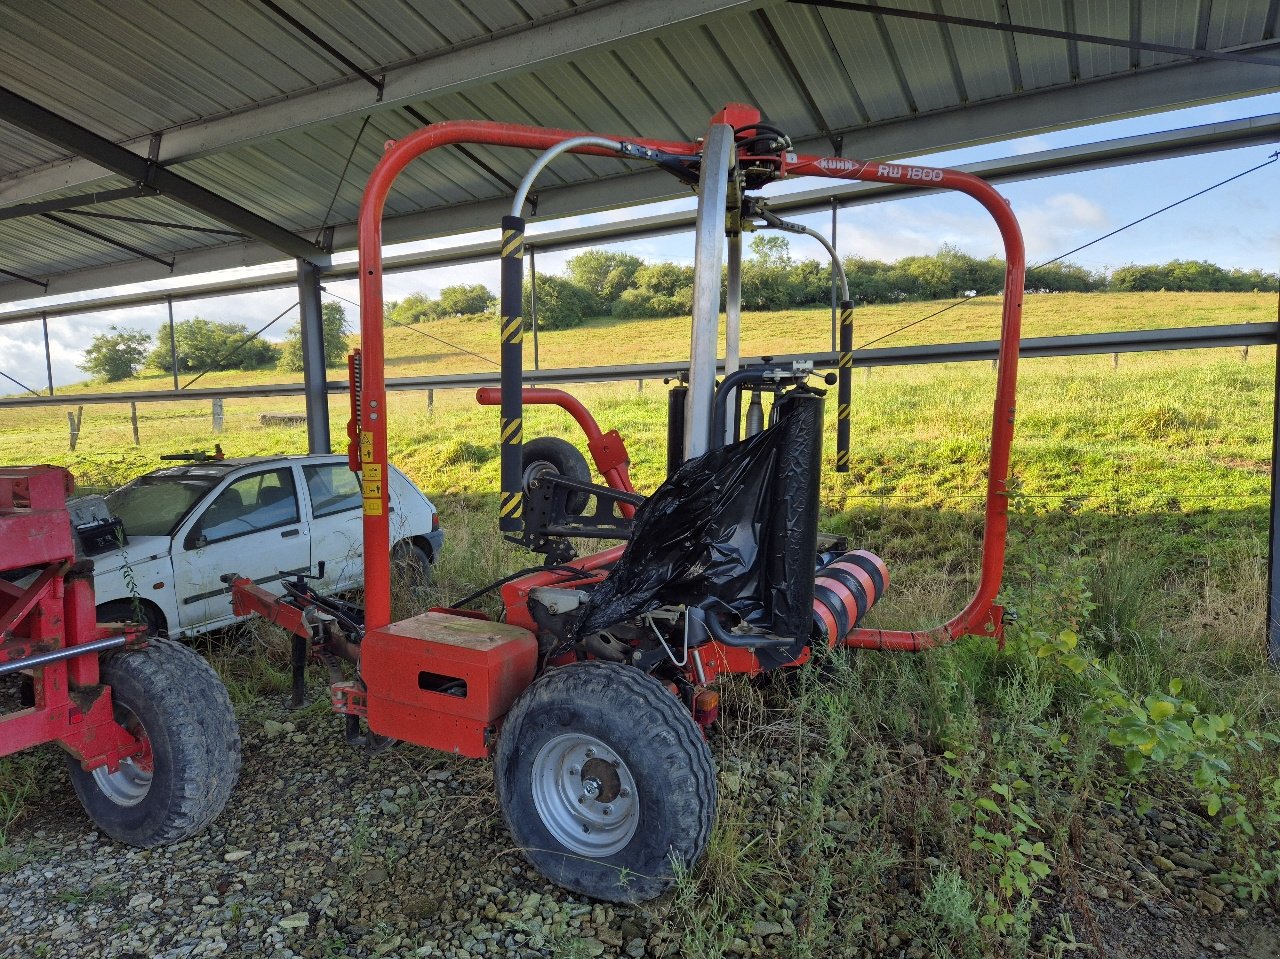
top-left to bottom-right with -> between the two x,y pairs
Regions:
130,402 -> 140,445
212,398 -> 224,433
427,389 -> 434,412
68,406 -> 83,451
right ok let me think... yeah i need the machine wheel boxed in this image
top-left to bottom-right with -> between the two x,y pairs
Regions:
97,599 -> 166,638
392,540 -> 433,595
522,437 -> 591,514
66,639 -> 241,847
495,661 -> 716,902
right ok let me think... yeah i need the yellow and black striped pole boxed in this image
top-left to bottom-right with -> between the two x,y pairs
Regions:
499,215 -> 525,532
836,298 -> 854,473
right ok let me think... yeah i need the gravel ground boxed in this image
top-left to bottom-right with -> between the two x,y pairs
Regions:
2,687 -> 1277,959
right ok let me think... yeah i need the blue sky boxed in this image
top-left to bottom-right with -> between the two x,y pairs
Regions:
5,90 -> 1279,389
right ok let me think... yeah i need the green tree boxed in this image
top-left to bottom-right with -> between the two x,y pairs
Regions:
277,302 -> 350,372
565,249 -> 644,313
384,292 -> 442,326
437,283 -> 495,316
79,326 -> 151,382
149,316 -> 279,373
741,234 -> 798,310
522,274 -> 593,330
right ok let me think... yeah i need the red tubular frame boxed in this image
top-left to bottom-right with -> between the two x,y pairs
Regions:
357,122 -> 698,629
787,155 -> 1025,651
475,386 -> 638,513
355,114 -> 1024,655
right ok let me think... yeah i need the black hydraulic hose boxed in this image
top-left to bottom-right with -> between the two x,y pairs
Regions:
711,368 -> 776,449
695,602 -> 794,650
836,298 -> 853,472
499,215 -> 525,532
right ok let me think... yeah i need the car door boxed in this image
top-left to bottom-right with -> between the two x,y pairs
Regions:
171,466 -> 311,630
301,461 -> 364,591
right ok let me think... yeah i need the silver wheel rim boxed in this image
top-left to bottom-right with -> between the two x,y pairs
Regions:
530,732 -> 639,857
91,704 -> 152,807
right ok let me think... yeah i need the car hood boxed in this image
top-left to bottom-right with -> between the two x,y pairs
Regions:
89,535 -> 172,575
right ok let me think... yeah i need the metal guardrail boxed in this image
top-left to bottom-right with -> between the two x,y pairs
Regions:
0,321 -> 1274,409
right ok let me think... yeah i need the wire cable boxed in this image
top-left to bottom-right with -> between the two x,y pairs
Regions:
320,286 -> 500,367
855,150 -> 1280,351
181,301 -> 299,390
314,115 -> 372,245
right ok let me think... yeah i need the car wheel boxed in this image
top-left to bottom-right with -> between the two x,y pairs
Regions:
391,541 -> 432,597
66,639 -> 241,847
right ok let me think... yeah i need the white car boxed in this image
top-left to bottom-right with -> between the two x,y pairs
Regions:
88,454 -> 443,639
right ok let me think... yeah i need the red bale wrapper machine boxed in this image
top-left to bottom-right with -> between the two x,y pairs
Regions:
229,104 -> 1025,902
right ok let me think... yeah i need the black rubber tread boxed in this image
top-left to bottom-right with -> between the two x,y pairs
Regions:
522,436 -> 591,514
96,599 -> 167,638
391,540 -> 433,594
66,638 -> 242,847
494,660 -> 717,903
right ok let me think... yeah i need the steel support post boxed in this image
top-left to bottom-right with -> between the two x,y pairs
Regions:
724,229 -> 743,446
166,296 -> 179,391
830,198 -> 839,351
296,259 -> 331,453
684,122 -> 733,461
40,311 -> 53,395
1268,335 -> 1280,666
529,245 -> 540,370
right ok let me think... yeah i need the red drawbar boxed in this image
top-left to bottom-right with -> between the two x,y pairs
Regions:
361,611 -> 537,758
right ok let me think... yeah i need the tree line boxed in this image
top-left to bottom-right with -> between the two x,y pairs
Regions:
80,302 -> 349,382
74,245 -> 1280,381
384,240 -> 1279,331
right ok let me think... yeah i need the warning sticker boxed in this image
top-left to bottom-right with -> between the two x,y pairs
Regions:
360,431 -> 373,463
361,479 -> 383,499
363,462 -> 382,482
363,496 -> 383,516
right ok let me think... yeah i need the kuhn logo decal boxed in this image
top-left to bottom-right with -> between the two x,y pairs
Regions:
818,157 -> 856,173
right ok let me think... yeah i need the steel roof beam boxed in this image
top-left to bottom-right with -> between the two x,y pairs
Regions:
0,87 -> 324,263
0,186 -> 156,222
0,0 -> 761,207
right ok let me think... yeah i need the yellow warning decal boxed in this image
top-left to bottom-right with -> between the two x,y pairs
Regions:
363,496 -> 383,516
363,462 -> 382,482
361,479 -> 383,499
359,431 -> 373,463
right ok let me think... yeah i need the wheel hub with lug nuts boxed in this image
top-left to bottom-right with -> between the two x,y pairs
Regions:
531,732 -> 639,857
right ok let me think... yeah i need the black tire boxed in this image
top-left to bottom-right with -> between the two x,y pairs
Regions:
495,661 -> 716,903
522,436 -> 591,514
391,540 -> 433,595
97,599 -> 166,638
66,639 -> 241,847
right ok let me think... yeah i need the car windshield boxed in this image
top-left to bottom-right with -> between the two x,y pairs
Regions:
106,472 -> 221,538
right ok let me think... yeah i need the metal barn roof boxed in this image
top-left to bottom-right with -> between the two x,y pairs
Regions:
1,0 -> 1278,306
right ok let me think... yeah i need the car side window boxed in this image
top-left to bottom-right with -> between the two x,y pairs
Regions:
303,464 -> 361,519
193,469 -> 299,545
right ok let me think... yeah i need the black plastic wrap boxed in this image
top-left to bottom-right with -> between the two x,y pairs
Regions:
574,396 -> 823,640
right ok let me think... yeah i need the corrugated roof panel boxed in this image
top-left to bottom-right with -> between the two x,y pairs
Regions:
953,1 -> 1056,100
876,3 -> 962,115
0,122 -> 67,179
816,6 -> 917,121
1206,0 -> 1274,48
765,3 -> 870,131
700,13 -> 822,133
1072,0 -> 1137,79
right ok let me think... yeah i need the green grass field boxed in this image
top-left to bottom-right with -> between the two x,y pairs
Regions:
3,290 -> 1279,956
